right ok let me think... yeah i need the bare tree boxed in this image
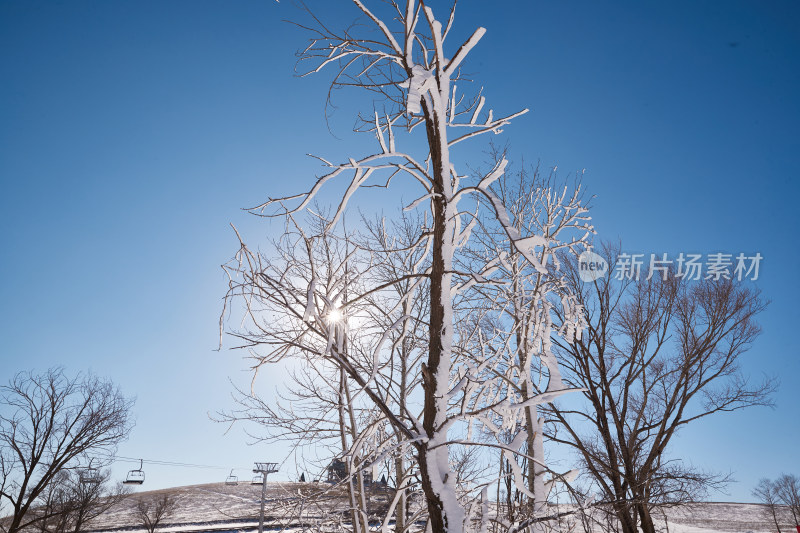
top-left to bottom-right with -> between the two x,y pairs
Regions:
363,214 -> 431,533
755,474 -> 800,532
774,474 -> 800,528
29,467 -> 129,533
754,478 -> 786,533
547,246 -> 776,533
131,493 -> 179,533
0,368 -> 134,533
62,469 -> 129,533
221,214 -> 429,532
28,467 -> 129,533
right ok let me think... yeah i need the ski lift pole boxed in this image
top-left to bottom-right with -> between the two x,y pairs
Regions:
259,475 -> 266,533
253,462 -> 278,533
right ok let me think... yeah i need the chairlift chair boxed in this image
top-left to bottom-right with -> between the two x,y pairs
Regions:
225,469 -> 239,486
251,473 -> 264,485
123,459 -> 145,485
79,459 -> 102,485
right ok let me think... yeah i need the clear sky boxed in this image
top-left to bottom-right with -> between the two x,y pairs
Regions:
1,1 -> 798,503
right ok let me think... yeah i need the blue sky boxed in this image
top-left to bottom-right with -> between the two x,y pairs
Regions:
1,1 -> 798,502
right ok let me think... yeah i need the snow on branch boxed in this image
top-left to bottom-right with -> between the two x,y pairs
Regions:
223,3 -> 593,530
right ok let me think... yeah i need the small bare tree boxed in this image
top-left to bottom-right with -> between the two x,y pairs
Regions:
0,368 -> 134,533
753,478 -> 785,533
132,493 -> 179,533
775,474 -> 800,528
30,468 -> 129,533
754,474 -> 800,532
62,470 -> 129,533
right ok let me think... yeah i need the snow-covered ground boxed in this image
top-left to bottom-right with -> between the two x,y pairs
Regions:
83,482 -> 790,533
664,502 -> 788,533
88,481 -> 392,532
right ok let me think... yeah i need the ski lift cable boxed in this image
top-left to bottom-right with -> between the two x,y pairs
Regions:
94,453 -> 251,471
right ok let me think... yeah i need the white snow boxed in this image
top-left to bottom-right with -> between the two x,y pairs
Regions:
76,482 -> 786,533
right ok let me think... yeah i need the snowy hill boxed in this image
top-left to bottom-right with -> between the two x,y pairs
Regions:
665,502 -> 787,533
79,482 -> 789,533
87,481 -> 393,532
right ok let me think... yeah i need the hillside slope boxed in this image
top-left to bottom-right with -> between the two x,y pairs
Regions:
80,482 -> 790,533
89,481 -> 391,532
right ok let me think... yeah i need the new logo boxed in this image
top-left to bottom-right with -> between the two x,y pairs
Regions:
578,250 -> 608,282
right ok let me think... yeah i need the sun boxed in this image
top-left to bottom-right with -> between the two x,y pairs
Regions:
326,307 -> 343,323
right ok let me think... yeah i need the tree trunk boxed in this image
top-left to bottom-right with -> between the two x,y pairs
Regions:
769,505 -> 783,533
395,341 -> 410,533
394,453 -> 407,533
611,501 -> 638,533
637,502 -> 656,533
344,377 -> 370,533
522,383 -> 546,532
338,369 -> 362,533
419,97 -> 463,533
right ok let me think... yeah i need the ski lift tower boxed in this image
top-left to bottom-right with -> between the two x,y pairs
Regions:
253,462 -> 278,533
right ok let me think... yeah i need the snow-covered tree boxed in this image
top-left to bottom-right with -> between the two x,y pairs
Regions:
460,157 -> 591,530
222,2 -> 590,532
